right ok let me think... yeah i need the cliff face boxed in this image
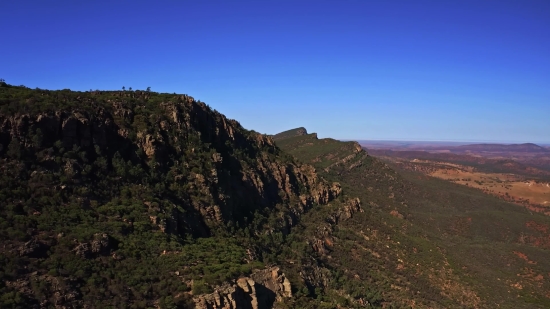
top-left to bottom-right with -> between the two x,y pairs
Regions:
194,267 -> 292,309
0,85 -> 347,308
0,88 -> 339,238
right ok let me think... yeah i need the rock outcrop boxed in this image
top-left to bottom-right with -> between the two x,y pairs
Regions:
0,87 -> 349,308
0,92 -> 340,239
194,267 -> 292,309
73,233 -> 112,258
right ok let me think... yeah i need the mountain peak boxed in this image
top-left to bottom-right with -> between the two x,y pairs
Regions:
272,127 -> 308,140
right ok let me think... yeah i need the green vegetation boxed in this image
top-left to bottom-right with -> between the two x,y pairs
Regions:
0,84 -> 330,308
1,84 -> 549,308
275,129 -> 550,308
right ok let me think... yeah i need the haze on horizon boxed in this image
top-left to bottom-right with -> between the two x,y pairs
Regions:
1,0 -> 549,144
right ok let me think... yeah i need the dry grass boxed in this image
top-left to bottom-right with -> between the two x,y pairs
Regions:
429,168 -> 550,208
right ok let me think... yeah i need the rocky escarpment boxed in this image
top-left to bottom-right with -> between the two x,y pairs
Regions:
310,197 -> 363,256
323,142 -> 368,173
0,89 -> 339,238
194,267 -> 292,309
272,127 -> 308,141
274,132 -> 369,177
0,85 -> 350,308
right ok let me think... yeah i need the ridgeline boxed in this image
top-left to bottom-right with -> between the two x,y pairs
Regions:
1,83 -> 549,308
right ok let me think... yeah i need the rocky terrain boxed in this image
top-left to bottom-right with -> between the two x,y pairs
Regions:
275,128 -> 550,308
1,82 -> 550,308
0,83 -> 348,308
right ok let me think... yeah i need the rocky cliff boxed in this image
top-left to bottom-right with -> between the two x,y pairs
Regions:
0,87 -> 340,238
0,85 -> 346,308
194,267 -> 292,309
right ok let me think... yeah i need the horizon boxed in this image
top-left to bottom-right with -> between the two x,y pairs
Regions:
2,0 -> 549,143
351,138 -> 550,145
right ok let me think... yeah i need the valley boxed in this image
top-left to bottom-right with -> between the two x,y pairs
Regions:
363,142 -> 550,216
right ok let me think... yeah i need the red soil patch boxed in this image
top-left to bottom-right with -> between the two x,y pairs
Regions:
526,221 -> 549,234
524,221 -> 550,249
513,251 -> 537,264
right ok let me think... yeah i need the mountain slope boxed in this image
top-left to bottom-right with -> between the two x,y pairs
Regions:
275,128 -> 550,308
2,82 -> 549,308
0,84 -> 344,308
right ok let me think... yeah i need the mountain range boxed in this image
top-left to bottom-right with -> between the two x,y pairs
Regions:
1,82 -> 550,308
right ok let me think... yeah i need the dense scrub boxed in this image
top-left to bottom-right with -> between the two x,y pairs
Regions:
276,130 -> 550,308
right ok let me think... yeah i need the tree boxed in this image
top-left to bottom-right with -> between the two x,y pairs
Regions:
7,138 -> 22,159
122,86 -> 126,91
129,87 -> 132,91
146,87 -> 151,92
32,129 -> 43,148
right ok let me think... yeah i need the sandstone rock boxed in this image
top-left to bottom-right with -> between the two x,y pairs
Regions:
137,132 -> 157,158
90,233 -> 110,254
194,267 -> 292,309
73,233 -> 111,258
0,109 -> 118,153
18,239 -> 44,257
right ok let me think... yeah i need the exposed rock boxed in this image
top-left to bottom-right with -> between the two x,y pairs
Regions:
18,239 -> 47,257
0,110 -> 119,154
309,198 -> 362,257
5,274 -> 82,308
327,197 -> 362,224
90,233 -> 110,254
194,267 -> 292,309
137,131 -> 157,158
73,242 -> 91,258
73,233 -> 111,258
299,263 -> 331,290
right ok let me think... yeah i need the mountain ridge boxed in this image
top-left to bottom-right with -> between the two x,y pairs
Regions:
454,143 -> 549,153
2,83 -> 550,308
0,84 -> 348,308
275,128 -> 550,309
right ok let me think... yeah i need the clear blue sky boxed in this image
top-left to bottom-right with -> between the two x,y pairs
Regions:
2,0 -> 549,143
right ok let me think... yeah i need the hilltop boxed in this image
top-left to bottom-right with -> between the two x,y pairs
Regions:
271,127 -> 309,140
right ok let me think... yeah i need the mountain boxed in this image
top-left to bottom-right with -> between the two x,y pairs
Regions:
275,128 -> 550,308
454,143 -> 549,153
0,84 -> 344,308
1,83 -> 550,308
271,127 -> 308,140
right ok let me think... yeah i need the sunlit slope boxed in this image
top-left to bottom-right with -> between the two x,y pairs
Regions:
275,129 -> 550,308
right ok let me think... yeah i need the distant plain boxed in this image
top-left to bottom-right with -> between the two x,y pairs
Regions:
361,140 -> 550,215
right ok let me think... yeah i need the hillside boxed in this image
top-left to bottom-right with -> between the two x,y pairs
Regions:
1,83 -> 550,309
0,84 -> 348,308
275,129 -> 550,308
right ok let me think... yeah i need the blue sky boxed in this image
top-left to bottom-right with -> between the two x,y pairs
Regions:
1,0 -> 549,143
